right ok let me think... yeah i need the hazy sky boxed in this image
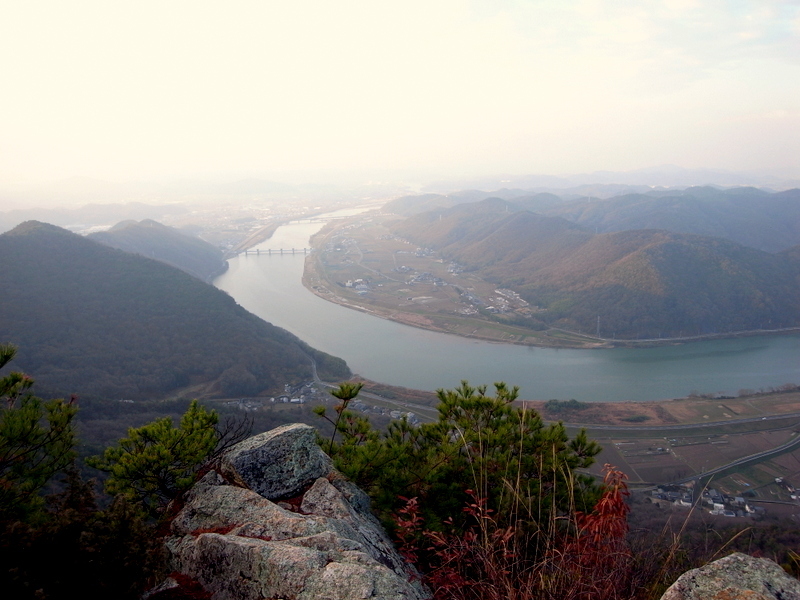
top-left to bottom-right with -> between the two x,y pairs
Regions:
2,0 -> 799,186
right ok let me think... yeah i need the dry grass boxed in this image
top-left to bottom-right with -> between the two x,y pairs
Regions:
394,465 -> 650,600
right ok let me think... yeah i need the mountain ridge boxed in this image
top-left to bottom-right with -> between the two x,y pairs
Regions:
385,186 -> 800,253
88,219 -> 228,281
390,203 -> 800,339
0,221 -> 349,400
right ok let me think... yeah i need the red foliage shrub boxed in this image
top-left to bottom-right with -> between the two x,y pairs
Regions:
394,464 -> 634,600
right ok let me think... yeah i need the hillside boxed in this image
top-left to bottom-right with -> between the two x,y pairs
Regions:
390,201 -> 800,339
386,186 -> 800,253
89,219 -> 228,281
383,190 -> 565,217
0,201 -> 188,235
382,193 -> 455,216
542,187 -> 800,253
0,221 -> 349,400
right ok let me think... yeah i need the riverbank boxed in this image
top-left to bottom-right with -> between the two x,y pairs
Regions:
226,221 -> 283,257
303,256 -> 800,350
355,376 -> 800,428
301,253 -> 608,349
301,213 -> 800,350
215,211 -> 800,402
352,378 -> 800,489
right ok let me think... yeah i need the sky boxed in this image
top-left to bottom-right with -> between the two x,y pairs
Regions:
1,0 -> 799,188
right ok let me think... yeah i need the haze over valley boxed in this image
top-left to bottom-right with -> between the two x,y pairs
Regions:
3,5 -> 800,593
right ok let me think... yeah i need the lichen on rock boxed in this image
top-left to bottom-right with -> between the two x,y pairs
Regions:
217,423 -> 333,500
148,423 -> 429,600
660,552 -> 800,600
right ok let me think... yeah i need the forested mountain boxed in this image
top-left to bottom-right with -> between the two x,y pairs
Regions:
383,190 -> 564,217
391,200 -> 800,339
89,219 -> 228,281
383,193 -> 455,216
386,186 -> 800,252
541,187 -> 800,253
0,201 -> 188,235
0,221 -> 349,400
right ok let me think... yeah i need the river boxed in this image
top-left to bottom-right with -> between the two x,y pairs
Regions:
214,209 -> 800,402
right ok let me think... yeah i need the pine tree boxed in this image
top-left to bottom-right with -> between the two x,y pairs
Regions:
0,343 -> 77,520
88,399 -> 219,517
315,380 -> 602,529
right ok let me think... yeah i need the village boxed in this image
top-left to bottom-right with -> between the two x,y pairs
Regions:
225,380 -> 421,426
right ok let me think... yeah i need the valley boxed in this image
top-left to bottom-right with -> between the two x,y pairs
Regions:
303,210 -> 604,347
303,210 -> 800,348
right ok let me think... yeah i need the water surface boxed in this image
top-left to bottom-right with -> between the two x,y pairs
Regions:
214,213 -> 800,402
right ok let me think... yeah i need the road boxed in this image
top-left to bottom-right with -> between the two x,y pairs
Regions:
565,413 -> 800,432
669,430 -> 800,485
302,350 -> 440,421
294,352 -> 800,486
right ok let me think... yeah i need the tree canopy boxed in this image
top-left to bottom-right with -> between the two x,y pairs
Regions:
0,343 -> 77,520
89,399 -> 227,517
316,380 -> 602,529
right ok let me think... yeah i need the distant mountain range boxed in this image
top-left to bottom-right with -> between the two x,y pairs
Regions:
421,165 -> 800,195
386,186 -> 800,253
541,187 -> 800,254
89,219 -> 228,281
0,221 -> 349,400
384,191 -> 564,218
0,201 -> 189,236
389,197 -> 800,340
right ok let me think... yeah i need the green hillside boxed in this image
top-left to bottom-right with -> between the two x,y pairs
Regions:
391,202 -> 800,339
89,219 -> 228,281
0,221 -> 349,400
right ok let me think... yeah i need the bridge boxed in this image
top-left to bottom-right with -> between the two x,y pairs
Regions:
241,247 -> 311,256
293,215 -> 353,224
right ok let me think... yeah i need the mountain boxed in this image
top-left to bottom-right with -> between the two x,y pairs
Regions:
383,191 -> 566,217
383,193 -> 460,216
0,202 -> 189,235
89,219 -> 228,281
391,201 -> 800,339
0,221 -> 349,400
541,187 -> 800,253
391,198 -> 591,266
421,166 -> 800,194
388,186 -> 800,253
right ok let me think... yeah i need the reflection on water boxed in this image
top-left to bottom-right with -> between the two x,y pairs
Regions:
214,212 -> 800,402
610,340 -> 770,364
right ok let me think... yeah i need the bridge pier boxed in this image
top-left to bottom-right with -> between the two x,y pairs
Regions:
243,247 -> 311,255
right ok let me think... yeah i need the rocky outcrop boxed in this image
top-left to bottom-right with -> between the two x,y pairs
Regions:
217,423 -> 333,500
660,552 -> 800,600
149,423 -> 429,600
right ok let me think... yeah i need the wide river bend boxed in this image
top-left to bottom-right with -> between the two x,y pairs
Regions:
214,210 -> 800,402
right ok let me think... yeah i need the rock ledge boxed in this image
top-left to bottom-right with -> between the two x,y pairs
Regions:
660,552 -> 800,600
148,423 -> 428,600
